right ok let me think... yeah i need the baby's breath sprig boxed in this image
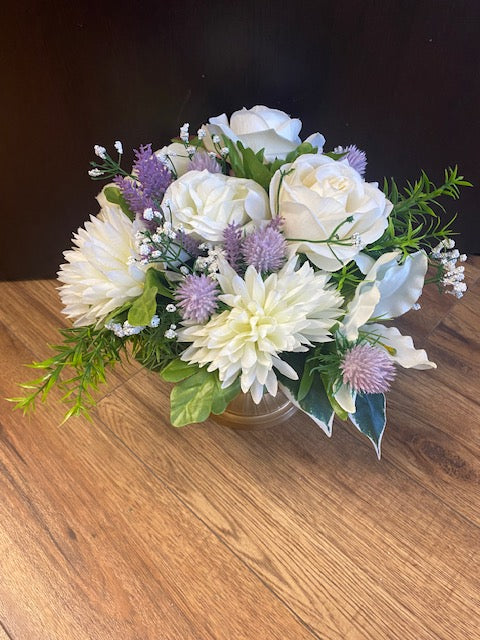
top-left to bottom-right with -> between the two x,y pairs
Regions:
136,203 -> 202,274
427,238 -> 468,298
88,141 -> 131,180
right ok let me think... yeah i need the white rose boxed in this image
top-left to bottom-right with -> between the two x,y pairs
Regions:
270,154 -> 392,271
207,105 -> 325,162
163,170 -> 271,243
155,142 -> 190,177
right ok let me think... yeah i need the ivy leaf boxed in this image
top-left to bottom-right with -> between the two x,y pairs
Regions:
160,359 -> 198,383
211,377 -> 241,414
103,186 -> 135,221
348,393 -> 386,459
277,352 -> 335,436
170,368 -> 216,427
297,357 -> 315,402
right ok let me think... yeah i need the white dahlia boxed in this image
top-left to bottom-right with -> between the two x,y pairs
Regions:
57,202 -> 146,327
177,256 -> 343,403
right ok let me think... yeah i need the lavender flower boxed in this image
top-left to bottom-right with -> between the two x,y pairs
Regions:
341,344 -> 396,394
175,274 -> 218,323
177,230 -> 201,258
188,149 -> 222,173
334,144 -> 367,176
115,144 -> 172,222
241,220 -> 287,273
223,222 -> 243,271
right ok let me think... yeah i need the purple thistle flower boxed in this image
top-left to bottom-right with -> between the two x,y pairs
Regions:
334,144 -> 367,177
241,220 -> 287,273
114,144 -> 172,223
177,230 -> 202,258
341,344 -> 396,394
175,274 -> 218,323
223,222 -> 243,271
188,149 -> 222,173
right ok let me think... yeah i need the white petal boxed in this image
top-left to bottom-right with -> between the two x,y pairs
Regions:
368,323 -> 436,370
334,384 -> 356,414
272,356 -> 299,380
353,252 -> 376,274
371,251 -> 428,319
341,282 -> 381,341
304,132 -> 325,151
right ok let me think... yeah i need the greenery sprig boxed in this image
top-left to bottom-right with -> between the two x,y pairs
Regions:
9,326 -> 127,422
370,166 -> 472,259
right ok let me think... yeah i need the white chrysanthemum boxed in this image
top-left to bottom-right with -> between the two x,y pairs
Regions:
57,203 -> 146,327
177,256 -> 343,403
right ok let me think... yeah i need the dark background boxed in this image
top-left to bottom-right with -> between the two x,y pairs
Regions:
1,0 -> 479,280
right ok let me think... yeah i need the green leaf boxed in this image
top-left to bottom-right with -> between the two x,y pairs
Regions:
103,186 -> 135,221
145,266 -> 175,299
284,142 -> 318,164
103,301 -> 132,325
321,374 -> 348,421
277,352 -> 335,436
127,268 -> 174,327
297,357 -> 315,402
322,151 -> 346,161
237,142 -> 272,191
211,377 -> 241,414
222,136 -> 244,176
160,359 -> 198,382
127,283 -> 158,326
170,368 -> 216,427
348,393 -> 386,459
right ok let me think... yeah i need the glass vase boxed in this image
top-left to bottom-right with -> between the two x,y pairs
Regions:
210,389 -> 297,431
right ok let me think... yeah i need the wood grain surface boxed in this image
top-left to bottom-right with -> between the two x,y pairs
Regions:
1,258 -> 479,639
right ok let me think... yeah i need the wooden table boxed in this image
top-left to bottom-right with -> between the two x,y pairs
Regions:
1,259 -> 479,639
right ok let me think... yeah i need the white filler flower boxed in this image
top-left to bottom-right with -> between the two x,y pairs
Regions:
178,256 -> 343,403
57,201 -> 146,327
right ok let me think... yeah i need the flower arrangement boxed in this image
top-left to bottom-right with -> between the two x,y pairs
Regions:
12,105 -> 471,457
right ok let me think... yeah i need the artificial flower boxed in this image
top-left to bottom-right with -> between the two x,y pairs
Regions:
270,153 -> 392,271
178,256 -> 343,403
207,105 -> 325,161
155,142 -> 191,177
334,251 -> 435,413
57,200 -> 146,327
164,169 -> 271,242
15,107 -> 469,456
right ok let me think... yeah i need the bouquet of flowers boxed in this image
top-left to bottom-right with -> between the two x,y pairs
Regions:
12,105 -> 470,457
